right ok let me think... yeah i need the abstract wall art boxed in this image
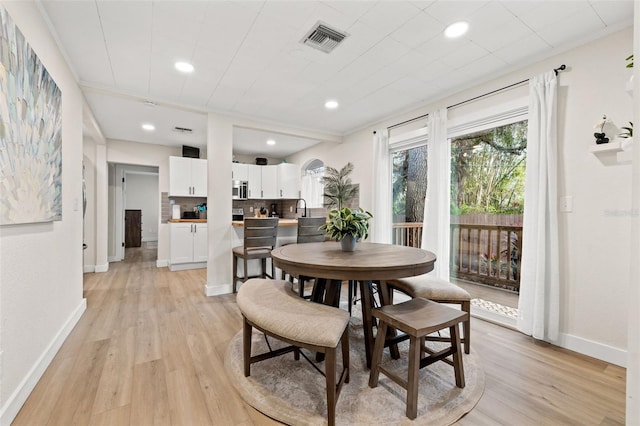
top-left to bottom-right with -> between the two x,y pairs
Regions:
0,5 -> 62,225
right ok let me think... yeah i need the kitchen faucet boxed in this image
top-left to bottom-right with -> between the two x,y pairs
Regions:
295,198 -> 307,218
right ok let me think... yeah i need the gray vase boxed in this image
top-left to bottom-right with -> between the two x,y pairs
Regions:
340,235 -> 357,252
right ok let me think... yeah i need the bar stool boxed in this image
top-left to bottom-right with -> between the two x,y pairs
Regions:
286,217 -> 326,298
232,218 -> 279,293
368,298 -> 467,420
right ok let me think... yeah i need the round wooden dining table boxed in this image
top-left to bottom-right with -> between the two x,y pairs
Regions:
271,241 -> 437,367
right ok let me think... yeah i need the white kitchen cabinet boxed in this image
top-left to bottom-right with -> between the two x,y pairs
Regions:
232,163 -> 249,181
169,156 -> 207,196
262,165 -> 278,199
246,164 -> 278,199
247,164 -> 262,199
277,163 -> 300,199
169,222 -> 208,271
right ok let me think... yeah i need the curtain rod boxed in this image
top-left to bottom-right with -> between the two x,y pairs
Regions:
447,64 -> 566,110
386,112 -> 430,131
376,64 -> 566,134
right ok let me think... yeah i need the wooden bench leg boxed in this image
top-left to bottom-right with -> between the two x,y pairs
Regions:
341,327 -> 350,384
325,347 -> 337,426
243,317 -> 252,377
232,254 -> 238,293
462,301 -> 471,354
406,335 -> 421,420
450,324 -> 465,388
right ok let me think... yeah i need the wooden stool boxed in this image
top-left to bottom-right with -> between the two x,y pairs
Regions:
387,276 -> 471,354
368,298 -> 467,420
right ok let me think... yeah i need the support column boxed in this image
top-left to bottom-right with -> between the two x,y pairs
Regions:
205,113 -> 233,296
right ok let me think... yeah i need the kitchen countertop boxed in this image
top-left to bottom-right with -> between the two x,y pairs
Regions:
168,219 -> 208,223
232,218 -> 298,227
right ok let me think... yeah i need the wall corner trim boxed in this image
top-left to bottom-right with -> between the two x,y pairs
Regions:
83,265 -> 95,273
205,283 -> 232,297
94,264 -> 109,273
0,299 -> 87,425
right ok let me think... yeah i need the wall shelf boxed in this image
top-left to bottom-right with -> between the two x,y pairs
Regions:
589,140 -> 623,154
589,140 -> 633,166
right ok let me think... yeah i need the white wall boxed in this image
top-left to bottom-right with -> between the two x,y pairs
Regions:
106,140 -> 181,265
0,2 -> 86,424
125,172 -> 159,242
289,28 -> 634,365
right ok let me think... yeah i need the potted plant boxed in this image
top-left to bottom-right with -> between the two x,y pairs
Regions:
620,122 -> 633,151
322,162 -> 359,209
320,207 -> 373,252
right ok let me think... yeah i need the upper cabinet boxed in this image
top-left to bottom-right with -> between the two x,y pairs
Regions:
170,156 -> 207,197
247,164 -> 278,199
277,163 -> 300,199
243,163 -> 299,199
232,163 -> 249,181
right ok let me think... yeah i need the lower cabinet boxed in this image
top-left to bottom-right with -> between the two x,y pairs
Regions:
169,222 -> 207,271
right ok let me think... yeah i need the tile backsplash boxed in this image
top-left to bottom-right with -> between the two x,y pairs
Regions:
232,199 -> 329,219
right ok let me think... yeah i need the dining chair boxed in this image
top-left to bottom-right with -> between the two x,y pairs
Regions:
289,217 -> 326,298
233,218 -> 279,293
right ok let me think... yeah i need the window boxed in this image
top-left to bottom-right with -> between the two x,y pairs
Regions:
390,128 -> 428,247
300,159 -> 324,208
450,120 -> 527,292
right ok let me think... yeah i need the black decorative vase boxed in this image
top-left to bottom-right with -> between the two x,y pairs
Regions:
594,132 -> 609,145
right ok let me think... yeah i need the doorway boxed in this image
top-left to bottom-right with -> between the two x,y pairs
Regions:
108,163 -> 159,263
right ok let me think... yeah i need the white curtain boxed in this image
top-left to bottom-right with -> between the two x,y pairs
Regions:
421,108 -> 450,280
517,71 -> 560,342
371,130 -> 391,243
301,173 -> 323,208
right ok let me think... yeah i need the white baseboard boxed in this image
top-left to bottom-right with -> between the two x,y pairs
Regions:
156,259 -> 168,268
107,256 -> 118,262
168,262 -> 206,272
0,299 -> 87,426
94,263 -> 109,273
205,283 -> 233,296
141,237 -> 158,242
556,333 -> 627,368
83,265 -> 95,273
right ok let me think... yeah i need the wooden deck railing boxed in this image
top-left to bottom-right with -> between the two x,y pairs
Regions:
392,222 -> 423,248
392,222 -> 522,292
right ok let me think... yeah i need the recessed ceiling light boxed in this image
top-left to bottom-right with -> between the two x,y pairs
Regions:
174,61 -> 194,73
266,139 -> 276,146
444,21 -> 469,38
142,123 -> 155,131
325,100 -> 339,109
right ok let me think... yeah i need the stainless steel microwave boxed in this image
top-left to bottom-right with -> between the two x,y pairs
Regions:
232,180 -> 248,200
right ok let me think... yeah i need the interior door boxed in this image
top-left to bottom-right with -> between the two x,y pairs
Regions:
125,209 -> 142,247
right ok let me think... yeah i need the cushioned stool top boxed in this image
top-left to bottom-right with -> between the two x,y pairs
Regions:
388,275 -> 471,302
237,279 -> 349,348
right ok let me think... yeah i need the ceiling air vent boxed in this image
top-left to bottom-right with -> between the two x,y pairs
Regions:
301,22 -> 348,54
173,126 -> 193,134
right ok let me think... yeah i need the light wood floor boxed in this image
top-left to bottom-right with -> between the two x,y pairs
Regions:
13,245 -> 625,425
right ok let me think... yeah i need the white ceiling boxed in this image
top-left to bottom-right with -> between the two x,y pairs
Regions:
40,0 -> 634,157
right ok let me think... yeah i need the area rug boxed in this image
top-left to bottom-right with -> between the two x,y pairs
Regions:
225,308 -> 484,425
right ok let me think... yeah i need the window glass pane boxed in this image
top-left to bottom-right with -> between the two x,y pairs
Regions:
392,144 -> 427,247
450,120 -> 527,292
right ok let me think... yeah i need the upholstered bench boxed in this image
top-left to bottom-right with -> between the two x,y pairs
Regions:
386,275 -> 471,354
236,279 -> 350,426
